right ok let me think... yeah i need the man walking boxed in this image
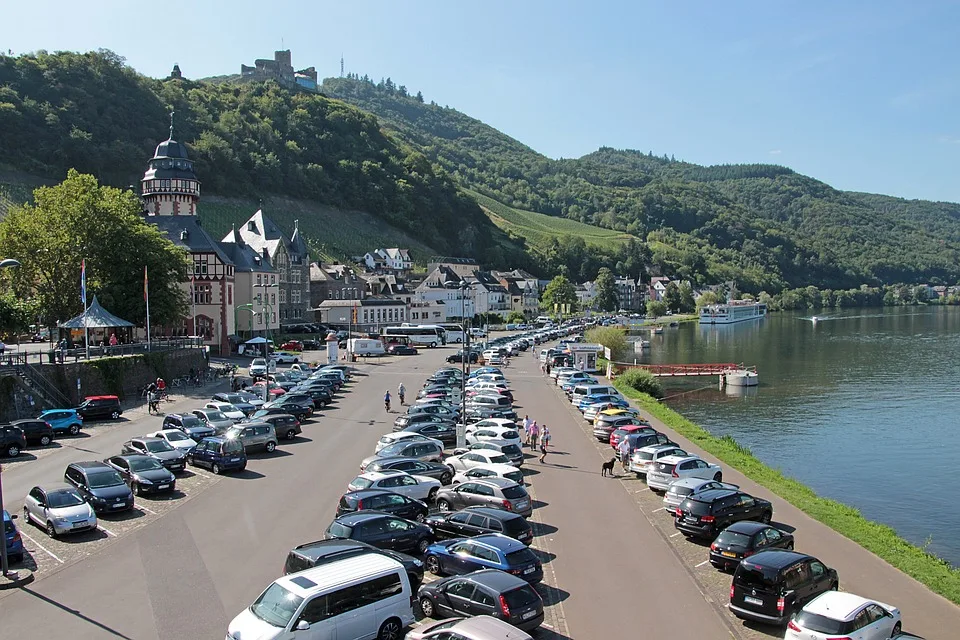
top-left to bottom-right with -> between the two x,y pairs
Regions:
539,426 -> 551,463
521,415 -> 531,447
528,421 -> 539,449
618,433 -> 632,472
397,382 -> 406,406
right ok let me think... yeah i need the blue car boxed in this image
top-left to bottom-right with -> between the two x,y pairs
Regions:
3,509 -> 24,564
424,533 -> 543,583
468,367 -> 502,378
38,409 -> 83,436
578,394 -> 626,411
185,436 -> 247,475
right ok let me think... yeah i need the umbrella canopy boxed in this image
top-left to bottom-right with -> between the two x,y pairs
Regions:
59,295 -> 134,329
244,336 -> 268,345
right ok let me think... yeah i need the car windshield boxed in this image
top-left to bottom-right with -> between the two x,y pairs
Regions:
218,404 -> 240,413
502,445 -> 522,456
351,477 -> 373,489
379,443 -> 410,456
129,458 -> 165,472
635,451 -> 655,461
47,490 -> 85,508
165,431 -> 189,442
715,530 -> 752,547
252,410 -> 270,419
505,548 -> 538,566
501,486 -> 527,500
250,583 -> 304,628
489,454 -> 510,464
669,484 -> 695,497
251,359 -> 266,366
206,411 -> 228,421
144,440 -> 175,453
181,416 -> 203,428
87,471 -> 123,488
223,395 -> 244,403
793,611 -> 847,634
503,585 -> 540,609
225,428 -> 243,439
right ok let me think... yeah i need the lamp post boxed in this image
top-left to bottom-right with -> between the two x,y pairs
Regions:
457,283 -> 472,449
0,257 -> 21,578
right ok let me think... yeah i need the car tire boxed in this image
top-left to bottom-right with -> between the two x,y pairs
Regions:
285,429 -> 296,440
760,511 -> 772,524
427,487 -> 439,502
440,472 -> 452,485
714,472 -> 722,481
39,435 -> 52,446
437,499 -> 453,512
6,443 -> 20,457
22,506 -> 31,526
132,482 -> 140,496
212,463 -> 222,475
892,622 -> 901,635
419,596 -> 435,618
425,554 -> 441,574
416,538 -> 431,554
110,410 -> 120,420
68,424 -> 80,436
46,521 -> 57,538
377,618 -> 403,640
265,441 -> 277,453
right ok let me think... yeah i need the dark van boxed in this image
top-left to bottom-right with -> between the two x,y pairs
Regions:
76,395 -> 122,420
185,437 -> 247,475
729,550 -> 839,626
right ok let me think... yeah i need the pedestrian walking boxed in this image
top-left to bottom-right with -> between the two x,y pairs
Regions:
539,426 -> 551,463
618,433 -> 632,472
528,421 -> 540,448
398,382 -> 406,405
546,363 -> 552,376
521,415 -> 530,446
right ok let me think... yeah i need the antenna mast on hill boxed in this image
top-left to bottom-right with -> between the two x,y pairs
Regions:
340,55 -> 344,77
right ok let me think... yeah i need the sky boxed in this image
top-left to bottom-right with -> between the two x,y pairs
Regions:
3,0 -> 959,203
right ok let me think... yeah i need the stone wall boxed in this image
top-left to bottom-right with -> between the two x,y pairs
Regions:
0,375 -> 45,422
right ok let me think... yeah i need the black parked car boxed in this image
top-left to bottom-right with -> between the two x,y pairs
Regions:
336,489 -> 429,521
258,414 -> 301,440
424,507 -> 534,545
162,413 -> 215,440
729,550 -> 838,626
393,413 -> 452,431
283,538 -> 424,589
10,419 -> 55,447
387,344 -> 418,356
324,511 -> 434,555
709,521 -> 795,571
402,422 -> 458,446
121,437 -> 187,472
446,350 -> 479,364
674,488 -> 773,539
288,387 -> 332,409
75,395 -> 122,420
364,457 -> 455,485
417,569 -> 544,631
0,424 -> 27,457
248,404 -> 311,422
103,455 -> 176,496
63,461 -> 134,513
406,404 -> 460,421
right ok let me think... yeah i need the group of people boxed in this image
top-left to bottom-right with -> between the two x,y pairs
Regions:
520,415 -> 552,463
145,377 -> 167,414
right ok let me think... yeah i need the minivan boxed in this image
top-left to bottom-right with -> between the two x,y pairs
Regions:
227,554 -> 415,640
570,384 -> 618,406
224,422 -> 278,454
186,436 -> 247,474
729,550 -> 839,626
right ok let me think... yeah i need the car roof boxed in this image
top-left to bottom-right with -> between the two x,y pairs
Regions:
470,533 -> 527,552
33,483 -> 77,494
275,554 -> 403,597
131,436 -> 163,443
83,395 -> 119,401
69,460 -> 113,471
658,454 -> 699,464
342,488 -> 405,499
742,549 -> 812,569
110,454 -> 156,463
724,521 -> 773,535
637,444 -> 681,454
336,511 -> 396,525
462,463 -> 520,474
462,506 -> 525,521
40,408 -> 78,415
293,538 -> 372,558
802,592 -> 877,621
469,476 -> 518,489
670,478 -> 719,490
360,470 -> 413,480
460,568 -> 530,591
686,488 -> 738,502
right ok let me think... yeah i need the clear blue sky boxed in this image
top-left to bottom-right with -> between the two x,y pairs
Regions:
4,0 -> 959,203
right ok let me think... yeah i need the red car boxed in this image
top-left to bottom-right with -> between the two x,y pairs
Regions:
252,381 -> 286,397
609,424 -> 655,449
280,340 -> 303,352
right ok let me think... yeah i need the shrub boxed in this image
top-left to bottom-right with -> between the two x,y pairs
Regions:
617,368 -> 664,399
585,326 -> 627,359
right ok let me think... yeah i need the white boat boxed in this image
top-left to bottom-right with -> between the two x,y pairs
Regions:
811,316 -> 819,324
652,325 -> 664,334
722,368 -> 759,387
699,301 -> 767,325
634,339 -> 650,351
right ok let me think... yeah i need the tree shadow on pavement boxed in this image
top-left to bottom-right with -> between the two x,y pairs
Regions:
19,586 -> 136,639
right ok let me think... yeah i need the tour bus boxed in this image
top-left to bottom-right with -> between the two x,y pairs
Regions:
438,323 -> 466,343
381,324 -> 446,347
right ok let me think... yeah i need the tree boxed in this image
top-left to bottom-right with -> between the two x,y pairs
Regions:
696,290 -> 720,309
0,291 -> 35,337
678,282 -> 696,313
663,282 -> 682,313
415,91 -> 424,103
0,170 -> 190,331
646,300 -> 667,318
593,267 -> 618,312
506,310 -> 526,324
541,275 -> 577,312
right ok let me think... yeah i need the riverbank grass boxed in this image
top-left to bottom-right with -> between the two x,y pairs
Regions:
613,381 -> 960,605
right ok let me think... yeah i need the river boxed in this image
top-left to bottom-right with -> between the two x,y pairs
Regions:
631,307 -> 960,566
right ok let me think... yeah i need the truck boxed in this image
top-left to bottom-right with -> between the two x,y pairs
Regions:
347,338 -> 386,357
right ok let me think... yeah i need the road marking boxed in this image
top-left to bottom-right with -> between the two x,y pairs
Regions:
652,507 -> 666,512
98,525 -> 117,537
20,531 -> 64,563
138,504 -> 157,515
634,488 -> 649,493
670,532 -> 682,537
695,560 -> 710,567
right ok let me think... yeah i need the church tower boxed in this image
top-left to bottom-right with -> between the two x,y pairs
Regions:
141,112 -> 201,216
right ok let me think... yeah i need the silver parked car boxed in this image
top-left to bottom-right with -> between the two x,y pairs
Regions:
434,477 -> 533,518
191,408 -> 235,434
662,478 -> 740,511
223,422 -> 278,454
361,439 -> 444,471
22,484 -> 98,537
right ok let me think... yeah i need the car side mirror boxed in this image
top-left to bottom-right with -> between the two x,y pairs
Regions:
295,619 -> 310,631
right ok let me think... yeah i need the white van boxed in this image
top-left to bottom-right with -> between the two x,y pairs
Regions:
570,383 -> 619,406
348,338 -> 386,357
226,554 -> 414,640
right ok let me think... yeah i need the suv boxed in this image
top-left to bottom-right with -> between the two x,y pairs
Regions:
729,550 -> 838,626
76,395 -> 122,420
121,437 -> 188,472
0,424 -> 27,457
63,461 -> 135,514
594,414 -> 649,442
258,414 -> 301,440
38,409 -> 83,436
10,419 -> 55,447
467,440 -> 524,468
434,477 -> 532,517
629,444 -> 688,477
646,455 -> 723,491
186,436 -> 247,474
674,488 -> 773,539
190,409 -> 234,434
162,413 -> 215,440
283,538 -> 425,590
424,506 -> 534,545
423,533 -> 542,584
223,422 -> 278,453
325,511 -> 434,555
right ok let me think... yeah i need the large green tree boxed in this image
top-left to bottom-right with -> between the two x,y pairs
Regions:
678,282 -> 696,313
541,275 -> 577,312
663,282 -> 682,313
0,170 -> 189,330
594,267 -> 619,312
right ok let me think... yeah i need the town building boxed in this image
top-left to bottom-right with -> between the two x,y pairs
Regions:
494,269 -> 540,317
614,275 -> 640,311
414,266 -> 476,321
220,226 -> 279,339
576,281 -> 597,308
314,297 -> 407,334
363,248 -> 412,273
649,276 -> 671,302
468,271 -> 510,317
427,257 -> 478,279
141,116 -> 235,353
409,300 -> 446,323
237,211 -> 310,325
363,273 -> 412,302
309,263 -> 364,311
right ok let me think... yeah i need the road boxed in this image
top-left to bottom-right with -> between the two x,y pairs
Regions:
0,342 -> 954,638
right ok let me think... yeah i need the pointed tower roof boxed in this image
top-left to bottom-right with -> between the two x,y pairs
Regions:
289,219 -> 308,258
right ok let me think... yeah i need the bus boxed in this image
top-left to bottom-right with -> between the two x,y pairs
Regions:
382,324 -> 446,347
438,323 -> 466,344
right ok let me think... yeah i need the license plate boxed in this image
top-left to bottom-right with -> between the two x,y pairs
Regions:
516,501 -> 529,509
521,610 -> 537,620
114,502 -> 126,508
744,596 -> 763,606
523,566 -> 535,575
230,458 -> 240,462
72,521 -> 87,528
158,484 -> 169,490
721,551 -> 737,558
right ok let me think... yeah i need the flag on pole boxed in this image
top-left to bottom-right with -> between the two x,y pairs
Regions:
144,265 -> 149,300
81,259 -> 87,307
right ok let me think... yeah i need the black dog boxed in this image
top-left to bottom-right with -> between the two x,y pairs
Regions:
601,457 -> 617,477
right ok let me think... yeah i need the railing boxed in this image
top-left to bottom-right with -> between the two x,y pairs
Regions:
20,362 -> 73,407
611,362 -> 745,377
7,337 -> 204,366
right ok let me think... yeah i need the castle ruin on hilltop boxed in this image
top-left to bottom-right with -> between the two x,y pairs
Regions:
240,49 -> 318,92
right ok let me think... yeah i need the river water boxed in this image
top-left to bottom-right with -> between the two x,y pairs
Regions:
632,307 -> 960,565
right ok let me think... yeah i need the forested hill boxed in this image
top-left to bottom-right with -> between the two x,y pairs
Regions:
322,75 -> 960,290
0,50 -> 531,266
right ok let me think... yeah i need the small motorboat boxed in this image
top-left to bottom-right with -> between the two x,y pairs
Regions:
652,325 -> 664,334
721,368 -> 759,387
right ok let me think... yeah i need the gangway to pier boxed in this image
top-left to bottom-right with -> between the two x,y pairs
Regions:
614,362 -> 749,377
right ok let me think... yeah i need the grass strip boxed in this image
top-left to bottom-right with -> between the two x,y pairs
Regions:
613,379 -> 960,605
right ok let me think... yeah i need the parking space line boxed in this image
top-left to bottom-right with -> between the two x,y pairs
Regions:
652,507 -> 666,512
695,560 -> 710,567
98,525 -> 116,537
20,531 -> 64,563
670,532 -> 682,537
137,504 -> 157,515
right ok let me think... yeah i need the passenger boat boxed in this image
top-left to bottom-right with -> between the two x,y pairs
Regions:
699,301 -> 767,325
722,368 -> 759,387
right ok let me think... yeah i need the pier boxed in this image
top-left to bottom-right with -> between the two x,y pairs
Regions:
612,362 -> 751,377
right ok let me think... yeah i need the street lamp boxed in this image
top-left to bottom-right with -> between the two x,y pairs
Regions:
0,257 -> 20,578
457,282 -> 472,449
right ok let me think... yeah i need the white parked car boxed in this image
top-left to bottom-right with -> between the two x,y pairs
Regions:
248,357 -> 275,376
375,432 -> 444,453
145,429 -> 198,452
662,478 -> 740,511
347,470 -> 441,502
452,463 -> 524,486
465,425 -> 522,448
22,484 -> 98,536
204,402 -> 245,423
467,418 -> 518,432
785,591 -> 901,640
444,449 -> 512,472
629,444 -> 688,477
646,455 -> 723,491
271,351 -> 300,364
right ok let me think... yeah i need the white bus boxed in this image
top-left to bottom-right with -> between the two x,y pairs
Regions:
382,324 -> 446,347
438,323 -> 466,343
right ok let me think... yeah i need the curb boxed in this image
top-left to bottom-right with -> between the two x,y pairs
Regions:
0,569 -> 35,590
